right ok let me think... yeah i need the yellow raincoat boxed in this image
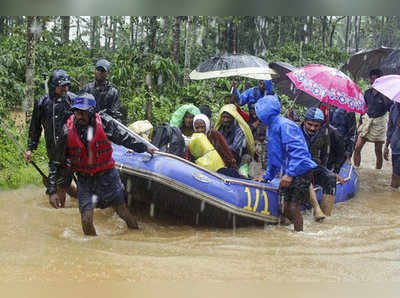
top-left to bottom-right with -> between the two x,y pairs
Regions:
189,133 -> 225,172
214,104 -> 255,157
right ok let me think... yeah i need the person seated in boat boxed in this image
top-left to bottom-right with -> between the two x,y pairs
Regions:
248,124 -> 268,179
224,93 -> 250,123
170,104 -> 200,148
248,102 -> 266,139
214,104 -> 255,165
255,95 -> 317,232
188,114 -> 243,178
48,93 -> 154,236
199,104 -> 214,128
301,107 -> 337,216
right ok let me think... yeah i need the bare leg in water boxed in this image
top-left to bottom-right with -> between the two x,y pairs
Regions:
114,204 -> 139,229
81,210 -> 97,236
353,136 -> 367,167
375,141 -> 384,169
284,201 -> 303,232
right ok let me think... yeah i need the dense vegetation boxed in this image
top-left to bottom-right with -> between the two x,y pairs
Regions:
3,15 -> 386,189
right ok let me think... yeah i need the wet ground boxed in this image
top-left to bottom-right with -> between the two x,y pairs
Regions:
1,143 -> 399,282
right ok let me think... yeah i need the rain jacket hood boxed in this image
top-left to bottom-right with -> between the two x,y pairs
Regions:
214,104 -> 255,157
255,95 -> 281,127
170,104 -> 201,128
255,96 -> 317,180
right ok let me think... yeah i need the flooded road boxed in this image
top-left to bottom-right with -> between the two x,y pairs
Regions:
1,142 -> 400,282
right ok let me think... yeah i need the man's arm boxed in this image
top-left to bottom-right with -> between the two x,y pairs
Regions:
100,112 -> 149,153
108,87 -> 122,121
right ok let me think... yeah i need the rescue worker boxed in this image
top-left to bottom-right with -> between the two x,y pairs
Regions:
255,95 -> 317,232
49,93 -> 154,236
80,59 -> 121,121
301,107 -> 337,216
25,69 -> 77,204
231,79 -> 274,110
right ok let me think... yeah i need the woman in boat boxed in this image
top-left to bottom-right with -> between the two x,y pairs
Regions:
170,104 -> 200,148
188,114 -> 243,178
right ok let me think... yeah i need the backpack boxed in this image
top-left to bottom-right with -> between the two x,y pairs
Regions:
151,122 -> 185,158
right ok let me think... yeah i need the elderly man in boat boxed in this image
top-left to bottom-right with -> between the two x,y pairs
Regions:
214,104 -> 255,166
255,94 -> 317,232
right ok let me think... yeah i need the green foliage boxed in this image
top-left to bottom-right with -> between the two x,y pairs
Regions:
0,22 -> 353,189
0,121 -> 47,189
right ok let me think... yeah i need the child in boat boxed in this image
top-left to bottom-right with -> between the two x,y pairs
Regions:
255,95 -> 317,232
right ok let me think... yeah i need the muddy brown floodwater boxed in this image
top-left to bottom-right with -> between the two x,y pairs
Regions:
1,143 -> 400,282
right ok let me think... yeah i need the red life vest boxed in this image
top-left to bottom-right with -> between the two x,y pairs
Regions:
66,114 -> 114,175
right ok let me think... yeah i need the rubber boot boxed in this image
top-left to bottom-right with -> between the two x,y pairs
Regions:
309,184 -> 326,221
320,194 -> 335,216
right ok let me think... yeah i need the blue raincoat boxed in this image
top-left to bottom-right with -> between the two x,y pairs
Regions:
234,80 -> 274,110
255,95 -> 317,181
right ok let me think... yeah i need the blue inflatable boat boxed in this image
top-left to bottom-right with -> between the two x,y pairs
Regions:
112,143 -> 359,227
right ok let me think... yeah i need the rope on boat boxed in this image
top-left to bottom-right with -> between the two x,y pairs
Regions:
135,150 -> 354,191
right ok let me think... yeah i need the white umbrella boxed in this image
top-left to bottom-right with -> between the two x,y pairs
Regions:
189,54 -> 278,80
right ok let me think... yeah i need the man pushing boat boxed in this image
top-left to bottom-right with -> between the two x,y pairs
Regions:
48,93 -> 154,236
255,95 -> 317,232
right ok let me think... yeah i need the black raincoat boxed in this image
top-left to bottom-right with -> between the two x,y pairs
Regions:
80,80 -> 121,120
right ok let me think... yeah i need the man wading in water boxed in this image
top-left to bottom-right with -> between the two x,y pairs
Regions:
49,93 -> 154,235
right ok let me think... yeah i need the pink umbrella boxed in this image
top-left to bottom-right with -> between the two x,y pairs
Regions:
286,64 -> 367,114
372,74 -> 400,103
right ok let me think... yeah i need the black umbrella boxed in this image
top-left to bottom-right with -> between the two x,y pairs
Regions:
340,46 -> 394,79
189,54 -> 278,80
380,49 -> 400,75
269,61 -> 320,107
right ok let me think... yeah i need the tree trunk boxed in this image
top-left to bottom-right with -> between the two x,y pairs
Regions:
148,16 -> 158,52
183,16 -> 192,86
76,17 -> 81,41
171,16 -> 181,63
308,16 -> 313,43
345,16 -> 350,52
278,16 -> 282,44
90,16 -> 96,50
0,16 -> 7,36
61,16 -> 70,43
321,16 -> 327,48
380,16 -> 385,46
130,16 -> 135,45
24,16 -> 40,123
112,16 -> 117,50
